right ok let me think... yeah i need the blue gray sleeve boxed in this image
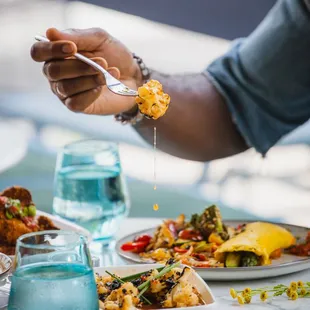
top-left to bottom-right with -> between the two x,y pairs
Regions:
207,0 -> 310,155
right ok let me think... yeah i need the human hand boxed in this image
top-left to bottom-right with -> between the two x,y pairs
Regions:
31,28 -> 143,115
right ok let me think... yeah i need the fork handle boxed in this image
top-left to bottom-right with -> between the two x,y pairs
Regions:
34,35 -> 110,78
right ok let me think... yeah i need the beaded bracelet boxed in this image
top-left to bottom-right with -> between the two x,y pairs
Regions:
114,54 -> 150,125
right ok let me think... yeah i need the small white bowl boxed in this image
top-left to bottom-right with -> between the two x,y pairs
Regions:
94,264 -> 216,309
0,253 -> 12,281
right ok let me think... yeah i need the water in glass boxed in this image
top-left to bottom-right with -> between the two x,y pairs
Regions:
53,140 -> 130,244
8,231 -> 98,310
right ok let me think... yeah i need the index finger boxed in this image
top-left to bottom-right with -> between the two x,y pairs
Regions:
30,40 -> 77,62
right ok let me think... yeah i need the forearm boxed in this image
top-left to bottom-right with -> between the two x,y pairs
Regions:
133,71 -> 248,162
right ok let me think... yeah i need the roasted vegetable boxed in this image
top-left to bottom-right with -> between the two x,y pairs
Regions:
241,252 -> 259,267
225,252 -> 241,268
190,205 -> 228,240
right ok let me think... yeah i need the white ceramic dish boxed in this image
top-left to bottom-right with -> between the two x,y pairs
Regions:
7,210 -> 91,259
116,220 -> 310,281
94,264 -> 216,309
0,253 -> 12,281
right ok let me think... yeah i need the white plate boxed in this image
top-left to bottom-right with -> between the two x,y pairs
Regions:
94,264 -> 215,309
7,210 -> 92,259
116,220 -> 310,281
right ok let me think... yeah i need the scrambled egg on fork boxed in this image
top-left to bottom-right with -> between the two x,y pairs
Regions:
135,80 -> 170,120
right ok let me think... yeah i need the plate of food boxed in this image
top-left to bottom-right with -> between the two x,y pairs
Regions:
0,186 -> 91,257
116,205 -> 310,280
95,262 -> 215,309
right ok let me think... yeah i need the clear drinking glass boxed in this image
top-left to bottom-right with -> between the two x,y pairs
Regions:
53,140 -> 130,246
8,231 -> 99,310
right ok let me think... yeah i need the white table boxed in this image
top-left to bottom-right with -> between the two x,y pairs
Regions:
99,218 -> 310,310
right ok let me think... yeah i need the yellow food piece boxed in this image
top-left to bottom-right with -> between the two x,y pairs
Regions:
136,80 -> 170,119
153,203 -> 159,211
214,222 -> 295,266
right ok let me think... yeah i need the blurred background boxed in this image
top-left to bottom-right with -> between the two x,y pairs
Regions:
0,0 -> 310,226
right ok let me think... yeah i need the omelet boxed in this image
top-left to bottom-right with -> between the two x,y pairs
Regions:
135,80 -> 170,119
214,222 -> 296,267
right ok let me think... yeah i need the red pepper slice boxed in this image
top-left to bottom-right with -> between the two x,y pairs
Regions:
173,246 -> 188,253
0,196 -> 8,204
191,253 -> 207,261
121,241 -> 149,253
166,221 -> 177,237
134,234 -> 152,243
178,229 -> 203,241
22,216 -> 37,228
9,205 -> 20,216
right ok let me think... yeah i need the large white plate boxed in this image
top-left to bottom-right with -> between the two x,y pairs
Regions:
94,264 -> 216,309
116,220 -> 310,281
7,210 -> 92,259
36,210 -> 92,240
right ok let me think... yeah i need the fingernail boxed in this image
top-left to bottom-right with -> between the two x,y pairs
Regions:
62,44 -> 74,54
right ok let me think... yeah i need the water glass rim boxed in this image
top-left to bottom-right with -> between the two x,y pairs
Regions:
62,139 -> 118,155
16,230 -> 87,250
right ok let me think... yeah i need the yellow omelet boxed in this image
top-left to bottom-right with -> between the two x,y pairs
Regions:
214,222 -> 296,266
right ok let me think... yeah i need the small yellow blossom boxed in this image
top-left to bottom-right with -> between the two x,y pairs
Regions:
290,291 -> 298,300
286,288 -> 292,297
299,288 -> 307,296
244,294 -> 252,304
237,295 -> 245,305
297,281 -> 304,288
260,291 -> 268,302
290,282 -> 297,291
230,288 -> 237,299
243,288 -> 252,295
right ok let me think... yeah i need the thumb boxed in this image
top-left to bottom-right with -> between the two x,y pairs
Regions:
46,27 -> 110,52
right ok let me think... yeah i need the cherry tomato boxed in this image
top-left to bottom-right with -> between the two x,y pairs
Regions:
134,234 -> 152,243
121,241 -> 149,253
178,229 -> 203,241
173,247 -> 188,253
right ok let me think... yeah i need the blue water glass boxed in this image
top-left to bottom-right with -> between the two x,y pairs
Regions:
8,231 -> 98,310
53,140 -> 130,245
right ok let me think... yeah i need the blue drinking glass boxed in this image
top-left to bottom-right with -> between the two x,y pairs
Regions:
53,140 -> 130,246
8,231 -> 99,310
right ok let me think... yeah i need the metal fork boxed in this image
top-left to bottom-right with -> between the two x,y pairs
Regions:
34,35 -> 138,97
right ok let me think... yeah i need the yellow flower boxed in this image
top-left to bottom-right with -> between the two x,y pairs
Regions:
260,291 -> 268,302
237,295 -> 245,305
244,294 -> 252,304
297,281 -> 304,288
286,288 -> 292,297
243,287 -> 252,295
230,288 -> 237,299
299,288 -> 307,296
290,291 -> 298,300
290,282 -> 297,291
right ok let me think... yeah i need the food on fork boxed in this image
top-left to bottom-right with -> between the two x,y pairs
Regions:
0,186 -> 59,255
96,261 -> 204,309
136,80 -> 170,119
214,222 -> 295,267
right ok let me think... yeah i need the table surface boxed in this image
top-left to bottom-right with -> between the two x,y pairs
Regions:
1,218 -> 309,309
97,218 -> 310,310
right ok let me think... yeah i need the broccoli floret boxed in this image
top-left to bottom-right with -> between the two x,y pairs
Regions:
190,205 -> 228,240
241,252 -> 259,267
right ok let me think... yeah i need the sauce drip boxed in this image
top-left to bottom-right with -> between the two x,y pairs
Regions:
153,127 -> 158,211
